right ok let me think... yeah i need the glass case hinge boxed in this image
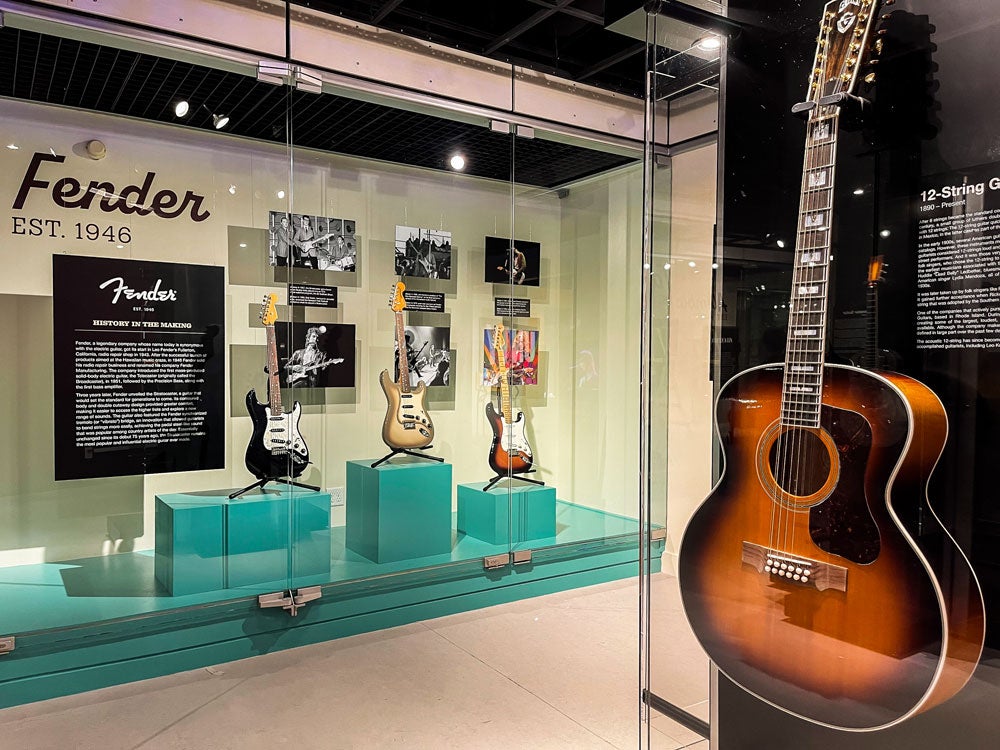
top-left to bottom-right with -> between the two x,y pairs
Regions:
489,120 -> 512,134
0,636 -> 14,656
483,553 -> 509,570
483,550 -> 533,570
257,62 -> 324,94
651,528 -> 667,542
257,586 -> 322,617
515,125 -> 535,139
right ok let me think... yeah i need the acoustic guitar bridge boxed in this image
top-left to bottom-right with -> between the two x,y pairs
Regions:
741,541 -> 847,593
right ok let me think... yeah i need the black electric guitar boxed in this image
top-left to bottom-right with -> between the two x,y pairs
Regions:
678,0 -> 984,731
244,294 -> 309,479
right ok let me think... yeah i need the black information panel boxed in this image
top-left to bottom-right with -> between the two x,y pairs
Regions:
53,255 -> 225,480
916,162 -> 1000,350
287,282 -> 337,309
402,290 -> 445,313
494,297 -> 530,317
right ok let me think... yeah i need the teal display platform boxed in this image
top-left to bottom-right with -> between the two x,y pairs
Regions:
457,481 -> 556,544
154,489 -> 331,594
345,459 -> 452,563
154,495 -> 225,596
0,501 -> 663,710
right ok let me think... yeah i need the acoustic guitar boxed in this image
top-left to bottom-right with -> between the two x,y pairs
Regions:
677,0 -> 984,731
485,322 -> 533,475
243,294 -> 309,480
378,282 -> 434,449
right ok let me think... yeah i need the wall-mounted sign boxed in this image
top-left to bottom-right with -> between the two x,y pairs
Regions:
402,290 -> 446,313
53,255 -> 225,480
494,297 -> 531,317
287,283 -> 338,308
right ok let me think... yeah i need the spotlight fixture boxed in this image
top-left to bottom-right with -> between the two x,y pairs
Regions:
449,154 -> 466,171
277,190 -> 286,199
695,36 -> 722,51
196,103 -> 230,130
853,187 -> 865,195
5,143 -> 18,150
174,100 -> 190,117
776,239 -> 786,249
880,229 -> 892,238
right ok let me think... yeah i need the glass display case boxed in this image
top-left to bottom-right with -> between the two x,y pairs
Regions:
0,0 -> 661,708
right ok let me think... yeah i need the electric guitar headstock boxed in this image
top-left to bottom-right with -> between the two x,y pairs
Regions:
493,322 -> 506,366
867,254 -> 887,287
389,282 -> 406,313
259,293 -> 278,327
802,0 -> 885,106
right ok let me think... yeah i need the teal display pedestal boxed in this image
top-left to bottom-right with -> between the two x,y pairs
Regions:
154,495 -> 225,596
154,489 -> 331,595
456,481 -> 557,544
346,459 -> 453,563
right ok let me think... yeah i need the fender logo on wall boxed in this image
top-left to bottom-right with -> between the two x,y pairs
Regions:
11,152 -> 212,222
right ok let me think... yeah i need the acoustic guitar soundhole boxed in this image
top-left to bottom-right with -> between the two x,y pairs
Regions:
768,429 -> 832,497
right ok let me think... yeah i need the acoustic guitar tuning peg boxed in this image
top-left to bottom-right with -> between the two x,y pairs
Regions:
865,72 -> 876,84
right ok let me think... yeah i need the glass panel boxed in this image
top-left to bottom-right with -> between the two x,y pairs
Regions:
642,5 -> 721,748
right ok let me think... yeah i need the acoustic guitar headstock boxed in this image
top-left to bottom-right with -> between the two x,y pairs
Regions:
806,0 -> 885,103
259,293 -> 278,327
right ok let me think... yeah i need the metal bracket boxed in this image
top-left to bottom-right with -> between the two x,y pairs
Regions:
0,636 -> 14,656
515,124 -> 535,139
489,119 -> 512,134
651,528 -> 667,542
483,550 -> 533,570
257,586 -> 322,617
511,549 -> 532,565
483,553 -> 509,570
257,62 -> 324,94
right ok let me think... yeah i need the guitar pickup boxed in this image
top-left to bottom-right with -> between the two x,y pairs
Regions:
741,541 -> 847,592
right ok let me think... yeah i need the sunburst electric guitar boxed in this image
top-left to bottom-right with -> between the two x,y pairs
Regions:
678,0 -> 984,731
379,282 -> 434,449
243,294 -> 309,480
485,322 -> 533,475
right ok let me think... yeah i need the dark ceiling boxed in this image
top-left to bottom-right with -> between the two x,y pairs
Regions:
0,25 -> 636,188
291,0 -> 650,96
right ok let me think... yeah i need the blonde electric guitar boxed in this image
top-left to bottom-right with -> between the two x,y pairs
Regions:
379,282 -> 434,449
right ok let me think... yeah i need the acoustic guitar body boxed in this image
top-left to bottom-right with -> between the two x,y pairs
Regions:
679,363 -> 984,730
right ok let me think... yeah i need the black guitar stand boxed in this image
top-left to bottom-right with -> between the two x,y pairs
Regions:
229,476 -> 321,500
483,470 -> 545,492
370,446 -> 445,469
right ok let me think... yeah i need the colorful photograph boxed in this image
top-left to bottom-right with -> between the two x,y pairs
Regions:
394,225 -> 452,279
269,211 -> 357,272
483,327 -> 539,386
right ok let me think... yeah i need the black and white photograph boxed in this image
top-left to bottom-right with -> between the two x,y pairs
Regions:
484,236 -> 541,286
275,322 -> 356,388
393,325 -> 451,387
269,211 -> 357,272
394,225 -> 452,279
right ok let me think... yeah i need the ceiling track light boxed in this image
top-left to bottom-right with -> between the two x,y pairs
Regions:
196,103 -> 230,130
173,100 -> 190,117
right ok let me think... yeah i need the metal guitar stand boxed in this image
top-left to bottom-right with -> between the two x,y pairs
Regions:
370,446 -> 445,469
229,476 -> 321,500
483,470 -> 545,492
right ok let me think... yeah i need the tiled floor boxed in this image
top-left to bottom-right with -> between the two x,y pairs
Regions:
0,573 -> 710,750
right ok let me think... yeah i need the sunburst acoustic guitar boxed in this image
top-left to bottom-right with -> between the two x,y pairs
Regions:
678,0 -> 984,731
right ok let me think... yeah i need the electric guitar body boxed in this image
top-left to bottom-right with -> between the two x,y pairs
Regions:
485,401 -> 533,474
378,369 -> 434,449
244,388 -> 308,479
679,363 -> 984,730
242,294 -> 310,481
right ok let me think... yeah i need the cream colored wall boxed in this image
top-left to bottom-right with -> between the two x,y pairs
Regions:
0,98 -> 642,566
662,144 -> 719,574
